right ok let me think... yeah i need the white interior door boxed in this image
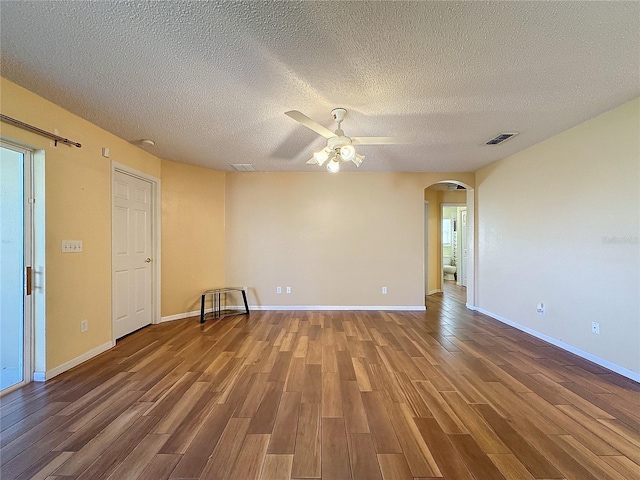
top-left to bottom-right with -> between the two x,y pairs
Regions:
460,209 -> 468,287
113,170 -> 153,339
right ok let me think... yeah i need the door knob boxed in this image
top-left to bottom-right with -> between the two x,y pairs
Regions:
145,257 -> 152,263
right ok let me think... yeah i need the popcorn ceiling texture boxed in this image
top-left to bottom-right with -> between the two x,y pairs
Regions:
1,1 -> 638,172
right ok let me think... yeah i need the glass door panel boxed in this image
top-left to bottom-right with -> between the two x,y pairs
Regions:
0,145 -> 26,392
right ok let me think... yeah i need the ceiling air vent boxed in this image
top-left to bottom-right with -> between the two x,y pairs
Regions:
231,164 -> 255,171
485,132 -> 518,145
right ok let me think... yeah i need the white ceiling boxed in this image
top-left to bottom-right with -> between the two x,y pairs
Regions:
1,1 -> 638,173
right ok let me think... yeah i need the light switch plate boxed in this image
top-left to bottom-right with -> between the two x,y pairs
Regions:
62,240 -> 83,252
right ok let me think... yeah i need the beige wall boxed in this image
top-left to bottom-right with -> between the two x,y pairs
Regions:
1,78 -> 228,372
0,75 -> 474,374
161,160 -> 225,317
475,97 -> 640,375
10,70 -> 636,380
1,78 -> 163,371
1,76 -> 477,374
440,190 -> 466,204
225,172 -> 474,308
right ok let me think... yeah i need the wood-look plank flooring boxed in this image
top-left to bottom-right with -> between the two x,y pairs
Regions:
2,282 -> 639,479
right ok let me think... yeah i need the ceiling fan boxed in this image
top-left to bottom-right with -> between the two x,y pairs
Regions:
285,108 -> 412,172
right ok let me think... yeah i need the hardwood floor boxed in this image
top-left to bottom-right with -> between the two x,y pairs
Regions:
2,286 -> 639,479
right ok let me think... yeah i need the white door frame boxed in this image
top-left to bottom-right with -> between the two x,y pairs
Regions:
441,202 -> 464,287
111,161 -> 161,342
465,188 -> 475,309
424,201 -> 429,298
460,208 -> 468,287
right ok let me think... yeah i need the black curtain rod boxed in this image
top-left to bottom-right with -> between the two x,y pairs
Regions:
0,114 -> 82,148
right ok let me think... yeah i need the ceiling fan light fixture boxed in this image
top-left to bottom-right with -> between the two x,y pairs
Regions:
340,144 -> 355,162
313,147 -> 330,166
287,108 -> 412,171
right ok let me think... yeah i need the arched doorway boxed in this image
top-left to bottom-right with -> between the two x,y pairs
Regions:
424,181 -> 475,308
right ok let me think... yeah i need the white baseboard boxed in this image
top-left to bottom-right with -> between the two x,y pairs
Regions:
43,340 -> 115,381
161,305 -> 426,320
427,289 -> 442,295
249,305 -> 426,311
34,305 -> 636,384
160,306 -> 249,323
160,309 -> 205,323
470,305 -> 640,383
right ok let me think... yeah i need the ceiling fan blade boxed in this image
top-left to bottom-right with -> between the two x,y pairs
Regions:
285,111 -> 336,139
306,157 -> 317,164
351,136 -> 415,145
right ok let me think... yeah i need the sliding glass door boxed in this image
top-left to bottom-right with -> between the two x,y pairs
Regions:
1,143 -> 32,394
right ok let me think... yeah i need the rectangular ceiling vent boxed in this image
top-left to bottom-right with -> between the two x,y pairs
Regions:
231,163 -> 256,171
485,132 -> 519,145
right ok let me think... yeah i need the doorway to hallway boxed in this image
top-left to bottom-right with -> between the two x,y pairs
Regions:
423,181 -> 475,309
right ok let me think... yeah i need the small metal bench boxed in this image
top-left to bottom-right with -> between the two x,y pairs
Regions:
200,287 -> 250,323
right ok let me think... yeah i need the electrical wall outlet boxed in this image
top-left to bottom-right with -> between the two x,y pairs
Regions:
591,321 -> 600,335
81,320 -> 88,332
276,286 -> 282,294
382,286 -> 387,294
536,302 -> 545,316
286,286 -> 291,294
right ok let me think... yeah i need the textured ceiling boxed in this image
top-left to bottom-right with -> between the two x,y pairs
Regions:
1,1 -> 638,172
